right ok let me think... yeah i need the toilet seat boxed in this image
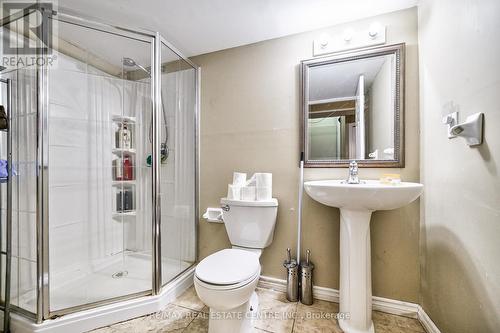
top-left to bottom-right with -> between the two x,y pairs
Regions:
195,249 -> 260,287
195,269 -> 260,291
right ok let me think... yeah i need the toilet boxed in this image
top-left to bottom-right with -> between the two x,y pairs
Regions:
194,197 -> 278,333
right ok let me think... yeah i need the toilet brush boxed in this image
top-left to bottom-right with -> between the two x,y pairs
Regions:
283,248 -> 299,302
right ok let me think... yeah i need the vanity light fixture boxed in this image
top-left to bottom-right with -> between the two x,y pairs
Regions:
313,24 -> 386,56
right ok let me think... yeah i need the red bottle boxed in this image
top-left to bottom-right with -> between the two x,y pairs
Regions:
123,155 -> 134,180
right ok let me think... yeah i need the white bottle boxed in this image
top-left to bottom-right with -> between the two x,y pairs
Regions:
116,123 -> 132,149
122,124 -> 132,149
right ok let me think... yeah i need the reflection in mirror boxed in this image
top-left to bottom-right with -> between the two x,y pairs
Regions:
302,44 -> 404,167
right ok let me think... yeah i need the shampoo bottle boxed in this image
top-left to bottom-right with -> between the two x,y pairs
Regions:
113,157 -> 123,180
115,123 -> 132,149
123,155 -> 134,181
122,124 -> 132,149
115,124 -> 123,149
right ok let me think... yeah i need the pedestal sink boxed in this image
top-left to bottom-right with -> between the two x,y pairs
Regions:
304,180 -> 423,333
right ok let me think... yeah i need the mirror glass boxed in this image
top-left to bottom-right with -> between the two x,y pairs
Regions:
302,44 -> 404,167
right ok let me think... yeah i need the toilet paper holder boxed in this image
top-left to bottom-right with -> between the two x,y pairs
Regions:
449,112 -> 484,146
203,207 -> 224,223
443,111 -> 484,146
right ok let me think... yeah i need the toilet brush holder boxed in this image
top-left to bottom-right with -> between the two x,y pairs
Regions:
300,249 -> 314,305
283,248 -> 299,302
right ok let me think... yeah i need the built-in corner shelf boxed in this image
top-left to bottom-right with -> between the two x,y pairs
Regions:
112,148 -> 136,156
112,211 -> 137,220
112,180 -> 136,187
111,114 -> 137,222
111,115 -> 136,124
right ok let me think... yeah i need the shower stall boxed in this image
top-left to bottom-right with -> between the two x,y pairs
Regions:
0,4 -> 198,330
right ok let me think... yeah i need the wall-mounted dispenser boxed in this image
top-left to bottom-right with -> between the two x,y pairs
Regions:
448,112 -> 484,146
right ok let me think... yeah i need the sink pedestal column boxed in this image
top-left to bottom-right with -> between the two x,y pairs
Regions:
338,209 -> 374,333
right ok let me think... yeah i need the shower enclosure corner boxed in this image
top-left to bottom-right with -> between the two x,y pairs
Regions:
0,6 -> 198,324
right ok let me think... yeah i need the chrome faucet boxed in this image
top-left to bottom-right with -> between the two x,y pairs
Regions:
346,160 -> 360,184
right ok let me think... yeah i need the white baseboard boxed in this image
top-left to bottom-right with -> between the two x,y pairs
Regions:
258,275 -> 441,333
372,295 -> 419,319
417,305 -> 441,333
257,275 -> 287,293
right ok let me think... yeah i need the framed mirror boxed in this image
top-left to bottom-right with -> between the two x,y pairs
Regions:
301,43 -> 405,167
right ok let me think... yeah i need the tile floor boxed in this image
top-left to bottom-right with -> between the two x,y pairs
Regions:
90,286 -> 426,333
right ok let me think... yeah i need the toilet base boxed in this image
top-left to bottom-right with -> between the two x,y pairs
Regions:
208,292 -> 259,333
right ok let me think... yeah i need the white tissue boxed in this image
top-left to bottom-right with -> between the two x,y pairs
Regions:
241,186 -> 256,201
227,184 -> 241,200
255,173 -> 272,188
245,174 -> 256,186
256,187 -> 272,201
232,172 -> 247,186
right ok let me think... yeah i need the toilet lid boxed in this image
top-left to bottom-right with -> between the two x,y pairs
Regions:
195,249 -> 260,285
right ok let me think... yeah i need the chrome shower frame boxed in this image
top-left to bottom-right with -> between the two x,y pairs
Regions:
0,7 -> 200,324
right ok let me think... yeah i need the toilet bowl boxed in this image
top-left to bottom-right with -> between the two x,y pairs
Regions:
194,198 -> 278,333
194,249 -> 261,333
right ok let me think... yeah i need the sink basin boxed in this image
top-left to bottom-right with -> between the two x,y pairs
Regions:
304,179 -> 423,211
304,179 -> 423,333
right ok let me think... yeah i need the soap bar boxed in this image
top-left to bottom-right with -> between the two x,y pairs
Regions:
380,173 -> 401,185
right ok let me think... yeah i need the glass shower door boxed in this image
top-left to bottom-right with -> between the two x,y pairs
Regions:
46,17 -> 154,313
0,19 -> 39,318
160,42 -> 197,286
0,77 -> 13,331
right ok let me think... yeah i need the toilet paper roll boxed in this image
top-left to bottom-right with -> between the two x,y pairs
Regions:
240,186 -> 256,201
255,173 -> 272,188
256,187 -> 272,201
227,184 -> 241,200
232,172 -> 247,186
245,174 -> 256,186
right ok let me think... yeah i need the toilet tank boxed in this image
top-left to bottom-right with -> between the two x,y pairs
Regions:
220,198 -> 278,249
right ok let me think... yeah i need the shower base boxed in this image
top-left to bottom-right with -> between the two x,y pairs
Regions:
11,264 -> 195,333
11,253 -> 192,332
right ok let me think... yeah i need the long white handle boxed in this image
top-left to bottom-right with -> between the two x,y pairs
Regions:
297,159 -> 304,265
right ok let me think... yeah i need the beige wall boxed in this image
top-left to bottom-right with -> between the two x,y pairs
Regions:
418,0 -> 500,332
192,7 -> 420,302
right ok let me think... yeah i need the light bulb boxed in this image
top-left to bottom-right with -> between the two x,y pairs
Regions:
368,23 -> 381,39
343,29 -> 353,42
318,33 -> 330,48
